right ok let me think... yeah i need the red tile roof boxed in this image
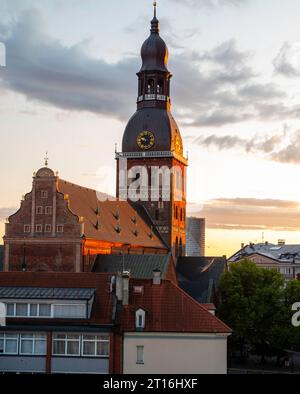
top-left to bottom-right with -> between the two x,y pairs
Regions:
119,279 -> 232,334
57,179 -> 165,249
0,272 -> 113,325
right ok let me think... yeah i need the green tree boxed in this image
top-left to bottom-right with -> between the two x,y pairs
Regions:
219,259 -> 284,362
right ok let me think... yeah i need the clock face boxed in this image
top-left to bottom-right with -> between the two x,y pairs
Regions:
137,131 -> 155,150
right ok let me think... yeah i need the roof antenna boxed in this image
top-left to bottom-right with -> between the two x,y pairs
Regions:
44,151 -> 49,167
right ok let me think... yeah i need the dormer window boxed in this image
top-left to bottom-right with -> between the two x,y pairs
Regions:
135,308 -> 145,331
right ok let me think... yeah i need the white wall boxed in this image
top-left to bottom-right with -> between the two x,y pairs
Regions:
123,333 -> 229,374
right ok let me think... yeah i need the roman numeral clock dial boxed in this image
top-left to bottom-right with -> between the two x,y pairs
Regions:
137,131 -> 155,150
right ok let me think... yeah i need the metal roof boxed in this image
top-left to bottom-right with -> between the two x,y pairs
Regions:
229,243 -> 300,263
0,287 -> 96,300
93,253 -> 171,279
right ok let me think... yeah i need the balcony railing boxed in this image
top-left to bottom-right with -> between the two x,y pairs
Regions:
115,151 -> 188,165
137,94 -> 169,103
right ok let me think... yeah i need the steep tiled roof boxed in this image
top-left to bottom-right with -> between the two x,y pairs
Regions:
57,179 -> 166,250
93,253 -> 172,279
177,257 -> 227,303
0,272 -> 113,325
119,278 -> 231,334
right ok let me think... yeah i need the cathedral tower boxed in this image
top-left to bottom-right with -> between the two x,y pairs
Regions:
116,4 -> 188,258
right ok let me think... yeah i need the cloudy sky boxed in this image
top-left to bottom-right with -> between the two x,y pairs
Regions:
1,0 -> 300,256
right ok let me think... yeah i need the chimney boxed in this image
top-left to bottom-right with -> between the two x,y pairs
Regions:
278,239 -> 286,246
122,271 -> 130,306
115,271 -> 131,305
241,243 -> 245,249
153,269 -> 161,285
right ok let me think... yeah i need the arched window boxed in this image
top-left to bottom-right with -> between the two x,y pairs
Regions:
175,237 -> 179,257
157,79 -> 163,94
179,238 -> 183,257
147,79 -> 155,94
136,309 -> 146,330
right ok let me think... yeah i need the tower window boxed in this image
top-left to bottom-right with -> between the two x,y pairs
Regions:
41,191 -> 48,199
36,206 -> 43,215
56,225 -> 64,233
45,206 -> 52,215
45,224 -> 52,233
147,79 -> 155,94
157,79 -> 163,94
35,225 -> 43,233
24,225 -> 30,233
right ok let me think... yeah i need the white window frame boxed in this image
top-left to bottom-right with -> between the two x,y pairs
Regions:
24,224 -> 31,233
45,224 -> 52,233
35,224 -> 43,233
136,345 -> 144,364
19,333 -> 47,356
52,333 -> 81,357
56,225 -> 64,233
135,309 -> 146,330
0,333 -> 19,355
45,206 -> 52,215
41,191 -> 48,199
53,303 -> 86,319
36,206 -> 43,215
81,335 -> 110,358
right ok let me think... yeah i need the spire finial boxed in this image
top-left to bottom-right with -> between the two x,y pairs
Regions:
44,151 -> 49,167
151,1 -> 159,34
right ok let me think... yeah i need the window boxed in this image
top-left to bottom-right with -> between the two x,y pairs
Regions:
135,309 -> 145,330
4,302 -> 87,319
158,202 -> 164,209
136,346 -> 144,364
16,303 -> 28,317
20,333 -> 47,355
6,303 -> 15,316
41,191 -> 48,199
82,335 -> 109,357
35,224 -> 43,233
155,209 -> 159,221
24,224 -> 30,233
53,304 -> 86,319
45,224 -> 52,233
0,333 -> 18,354
56,225 -> 64,233
39,304 -> 51,317
29,304 -> 38,317
45,206 -> 52,215
36,206 -> 43,215
52,334 -> 80,356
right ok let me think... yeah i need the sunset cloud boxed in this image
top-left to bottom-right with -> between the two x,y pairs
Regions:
190,198 -> 300,231
1,9 -> 300,128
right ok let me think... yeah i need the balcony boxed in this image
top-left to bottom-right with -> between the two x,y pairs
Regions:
115,151 -> 188,165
